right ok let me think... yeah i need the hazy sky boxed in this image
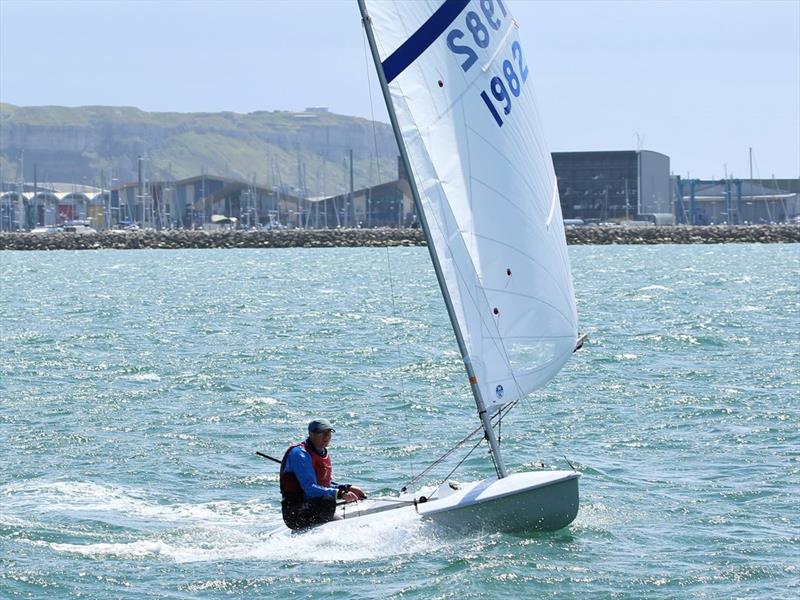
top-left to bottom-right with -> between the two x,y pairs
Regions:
1,0 -> 798,179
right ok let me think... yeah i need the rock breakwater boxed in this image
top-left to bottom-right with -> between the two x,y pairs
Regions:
1,225 -> 798,251
566,224 -> 800,245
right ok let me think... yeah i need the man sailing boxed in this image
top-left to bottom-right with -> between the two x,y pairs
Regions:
280,419 -> 366,530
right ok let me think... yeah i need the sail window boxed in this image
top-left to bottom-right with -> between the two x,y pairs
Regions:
504,339 -> 561,378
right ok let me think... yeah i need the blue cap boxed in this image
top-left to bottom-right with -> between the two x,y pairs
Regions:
308,418 -> 335,433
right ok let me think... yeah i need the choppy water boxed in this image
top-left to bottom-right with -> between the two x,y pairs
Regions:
1,244 -> 798,599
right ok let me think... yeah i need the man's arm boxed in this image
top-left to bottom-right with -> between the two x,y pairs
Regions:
285,446 -> 337,499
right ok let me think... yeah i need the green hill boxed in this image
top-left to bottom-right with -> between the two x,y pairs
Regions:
0,104 -> 399,195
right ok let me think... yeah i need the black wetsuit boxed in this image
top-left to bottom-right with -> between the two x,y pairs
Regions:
279,440 -> 339,530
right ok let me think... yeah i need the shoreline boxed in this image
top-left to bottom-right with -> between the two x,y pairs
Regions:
1,225 -> 798,251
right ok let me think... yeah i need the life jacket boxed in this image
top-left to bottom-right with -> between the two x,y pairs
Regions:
279,440 -> 332,498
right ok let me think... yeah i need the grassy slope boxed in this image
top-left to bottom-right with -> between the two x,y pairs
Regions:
0,104 -> 398,194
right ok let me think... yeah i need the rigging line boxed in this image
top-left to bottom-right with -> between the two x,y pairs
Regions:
402,398 -> 518,493
362,26 -> 383,185
400,422 -> 484,492
438,436 -> 486,490
498,404 -> 502,445
440,400 -> 519,485
383,243 -> 411,473
364,24 -> 415,478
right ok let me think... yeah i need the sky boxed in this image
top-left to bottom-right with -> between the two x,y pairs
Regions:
1,0 -> 798,179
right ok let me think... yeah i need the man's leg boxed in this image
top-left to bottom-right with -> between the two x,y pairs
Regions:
282,497 -> 336,530
305,497 -> 337,526
281,497 -> 308,530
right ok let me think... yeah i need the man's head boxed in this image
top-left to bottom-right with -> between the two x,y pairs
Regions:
307,418 -> 335,450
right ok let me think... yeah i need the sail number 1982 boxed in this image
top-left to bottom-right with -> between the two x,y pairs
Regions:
445,0 -> 529,128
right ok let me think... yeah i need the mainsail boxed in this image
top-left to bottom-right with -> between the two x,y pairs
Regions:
362,0 -> 578,411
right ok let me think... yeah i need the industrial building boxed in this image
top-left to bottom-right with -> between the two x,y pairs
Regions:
0,183 -> 105,231
552,150 -> 674,223
674,178 -> 799,225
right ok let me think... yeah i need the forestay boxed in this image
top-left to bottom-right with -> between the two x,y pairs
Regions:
363,0 -> 578,410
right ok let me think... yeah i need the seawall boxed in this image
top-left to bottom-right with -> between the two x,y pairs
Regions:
1,225 -> 798,251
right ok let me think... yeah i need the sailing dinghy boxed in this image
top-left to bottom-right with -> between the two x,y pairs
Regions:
270,0 -> 582,535
354,0 -> 583,532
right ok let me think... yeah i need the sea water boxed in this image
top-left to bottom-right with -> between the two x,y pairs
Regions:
1,244 -> 798,599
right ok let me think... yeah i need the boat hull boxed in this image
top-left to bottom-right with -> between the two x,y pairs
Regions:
330,470 -> 580,534
417,471 -> 580,532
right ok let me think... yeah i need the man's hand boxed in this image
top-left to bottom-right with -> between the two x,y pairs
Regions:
342,491 -> 360,503
349,485 -> 367,500
341,486 -> 367,503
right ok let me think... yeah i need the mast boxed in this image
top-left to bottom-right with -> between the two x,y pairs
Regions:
359,0 -> 508,478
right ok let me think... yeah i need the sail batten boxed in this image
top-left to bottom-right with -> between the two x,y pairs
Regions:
363,0 -> 578,412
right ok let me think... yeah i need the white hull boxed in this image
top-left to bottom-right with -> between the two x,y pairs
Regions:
417,471 -> 580,532
282,470 -> 580,536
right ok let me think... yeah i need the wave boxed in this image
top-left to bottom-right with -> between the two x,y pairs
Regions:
1,480 -> 271,526
5,479 -> 441,564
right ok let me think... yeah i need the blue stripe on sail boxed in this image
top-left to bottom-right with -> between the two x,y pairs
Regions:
381,0 -> 471,84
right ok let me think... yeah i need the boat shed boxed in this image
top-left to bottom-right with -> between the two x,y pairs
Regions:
1,183 -> 107,230
674,179 -> 799,225
552,150 -> 672,223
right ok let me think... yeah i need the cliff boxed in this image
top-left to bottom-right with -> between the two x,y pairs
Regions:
0,104 -> 399,195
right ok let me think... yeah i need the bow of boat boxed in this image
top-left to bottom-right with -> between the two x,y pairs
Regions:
417,470 -> 581,532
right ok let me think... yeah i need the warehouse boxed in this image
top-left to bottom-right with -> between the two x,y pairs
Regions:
552,150 -> 672,223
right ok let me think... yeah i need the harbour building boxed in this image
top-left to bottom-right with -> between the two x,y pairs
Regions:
552,150 -> 673,224
673,178 -> 799,225
0,183 -> 105,231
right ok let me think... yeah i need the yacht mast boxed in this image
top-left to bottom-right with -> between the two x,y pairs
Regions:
358,0 -> 508,478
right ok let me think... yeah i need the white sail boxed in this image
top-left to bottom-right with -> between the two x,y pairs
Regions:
363,0 -> 578,410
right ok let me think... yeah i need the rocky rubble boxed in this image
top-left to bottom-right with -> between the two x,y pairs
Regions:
1,225 -> 798,251
565,224 -> 800,245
